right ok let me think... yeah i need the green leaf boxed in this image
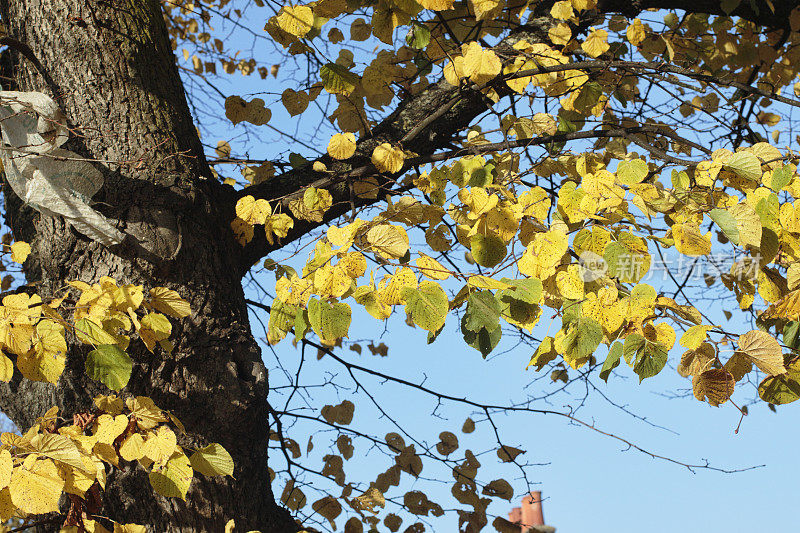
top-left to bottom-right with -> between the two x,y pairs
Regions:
724,151 -> 762,181
320,63 -> 359,95
769,164 -> 792,192
308,298 -> 352,342
708,208 -> 740,245
783,321 -> 800,351
189,443 -> 234,477
463,291 -> 501,333
498,278 -> 542,305
462,320 -> 501,358
616,159 -> 649,186
623,334 -> 645,365
758,359 -> 800,405
562,317 -> 602,363
85,345 -> 132,392
405,23 -> 431,50
633,341 -> 668,382
469,234 -> 506,268
599,342 -> 623,382
403,281 -> 449,332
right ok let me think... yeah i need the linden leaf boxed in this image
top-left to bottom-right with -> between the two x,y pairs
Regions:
737,330 -> 785,376
308,298 -> 352,342
679,325 -> 714,350
582,28 -> 609,58
403,281 -> 448,332
371,143 -> 405,174
149,452 -> 193,500
85,345 -> 132,391
599,342 -> 623,382
327,132 -> 357,160
9,241 -> 30,264
469,233 -> 506,268
148,287 -> 191,318
224,96 -> 271,126
724,151 -> 762,182
281,88 -> 310,116
461,42 -> 501,84
416,253 -> 450,280
9,457 -> 64,514
693,369 -> 735,406
616,159 -> 648,186
366,224 -> 409,259
626,18 -> 646,46
758,358 -> 800,404
320,63 -> 359,95
235,196 -> 271,226
672,223 -> 711,256
189,443 -> 234,477
709,209 -> 740,245
483,478 -> 514,500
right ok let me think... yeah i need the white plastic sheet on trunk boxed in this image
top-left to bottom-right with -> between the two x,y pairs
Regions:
0,91 -> 125,246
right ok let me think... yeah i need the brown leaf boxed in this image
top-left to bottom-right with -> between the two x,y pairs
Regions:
693,369 -> 735,406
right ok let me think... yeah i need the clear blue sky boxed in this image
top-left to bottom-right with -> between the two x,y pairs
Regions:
179,6 -> 800,532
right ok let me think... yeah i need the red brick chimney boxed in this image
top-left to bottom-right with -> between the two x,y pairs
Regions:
508,491 -> 555,533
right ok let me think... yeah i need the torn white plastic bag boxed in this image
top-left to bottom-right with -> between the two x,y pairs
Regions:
0,90 -> 125,246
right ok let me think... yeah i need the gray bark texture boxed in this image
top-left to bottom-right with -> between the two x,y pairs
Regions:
0,0 -> 296,531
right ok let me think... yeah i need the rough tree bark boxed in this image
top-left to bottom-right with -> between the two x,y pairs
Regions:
0,0 -> 295,531
0,0 -> 794,531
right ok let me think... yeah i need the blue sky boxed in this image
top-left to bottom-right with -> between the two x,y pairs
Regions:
178,5 -> 800,532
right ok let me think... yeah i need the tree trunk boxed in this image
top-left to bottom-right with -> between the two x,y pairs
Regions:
0,1 -> 295,531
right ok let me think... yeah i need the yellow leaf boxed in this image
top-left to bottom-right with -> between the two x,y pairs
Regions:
10,241 -> 30,264
274,5 -> 314,38
555,265 -> 584,299
235,195 -> 272,226
581,28 -> 609,58
95,414 -> 129,445
548,22 -> 572,45
148,287 -> 191,318
327,132 -> 357,160
149,451 -> 193,500
289,187 -> 333,223
416,254 -> 450,280
366,224 -> 409,259
142,426 -> 178,466
371,143 -> 405,174
737,330 -> 785,376
126,396 -> 168,430
461,42 -> 501,84
0,450 -> 11,489
189,443 -> 234,477
265,213 -> 294,245
9,456 -> 64,514
0,354 -> 12,382
119,433 -> 145,462
469,0 -> 502,20
114,524 -> 147,533
550,0 -> 573,19
672,223 -> 711,256
626,18 -> 646,46
418,0 -> 454,9
679,325 -> 714,350
139,312 -> 172,353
